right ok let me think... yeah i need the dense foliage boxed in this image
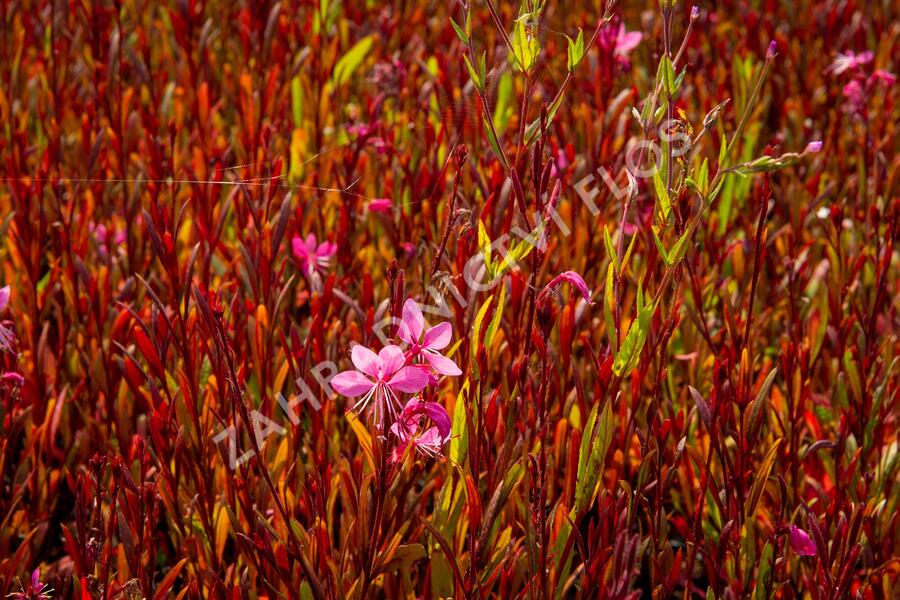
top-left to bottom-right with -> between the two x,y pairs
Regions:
0,0 -> 897,598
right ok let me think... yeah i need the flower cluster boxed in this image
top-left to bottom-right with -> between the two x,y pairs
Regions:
332,298 -> 459,459
291,233 -> 337,279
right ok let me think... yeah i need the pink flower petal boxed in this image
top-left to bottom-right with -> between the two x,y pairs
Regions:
390,419 -> 418,442
368,198 -> 393,213
331,370 -> 375,396
399,299 -> 425,344
422,321 -> 452,350
1,371 -> 24,386
617,29 -> 642,54
788,525 -> 817,556
414,426 -> 447,451
544,271 -> 592,303
378,344 -> 407,376
0,286 -> 9,313
350,345 -> 381,378
316,241 -> 337,260
424,352 -> 462,377
387,365 -> 429,393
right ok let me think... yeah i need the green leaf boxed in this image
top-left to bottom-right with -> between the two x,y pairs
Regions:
492,72 -> 514,134
668,229 -> 691,265
746,367 -> 777,436
574,400 -> 614,514
697,158 -> 709,196
477,220 -> 492,274
463,53 -> 482,91
652,166 -> 671,223
566,28 -> 585,71
472,295 -> 494,364
745,438 -> 781,520
604,263 -> 616,353
449,380 -> 471,465
483,114 -> 505,164
753,541 -> 775,600
612,284 -> 656,377
290,76 -> 304,129
603,226 -> 616,266
449,17 -> 468,45
511,19 -> 539,72
497,235 -> 536,276
485,282 -> 505,349
651,227 -> 670,264
331,36 -> 375,87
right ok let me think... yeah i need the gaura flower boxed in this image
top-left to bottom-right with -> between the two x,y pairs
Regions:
826,50 -> 873,75
398,299 -> 462,376
804,141 -> 823,154
1,372 -> 24,386
390,397 -> 452,461
368,198 -> 393,214
0,285 -> 15,353
787,525 -> 817,556
870,69 -> 897,87
613,24 -> 642,60
291,234 -> 337,278
598,22 -> 642,68
331,344 -> 429,426
9,568 -> 53,599
541,271 -> 592,304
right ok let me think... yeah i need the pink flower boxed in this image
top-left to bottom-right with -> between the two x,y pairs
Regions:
826,50 -> 873,75
331,344 -> 429,426
541,271 -> 592,304
291,234 -> 337,278
9,568 -> 52,599
804,141 -> 823,154
1,372 -> 24,386
0,285 -> 15,353
368,198 -> 393,214
870,69 -> 897,87
598,22 -> 642,68
787,525 -> 817,556
614,24 -> 642,58
389,397 -> 452,461
397,299 -> 462,376
842,80 -> 866,114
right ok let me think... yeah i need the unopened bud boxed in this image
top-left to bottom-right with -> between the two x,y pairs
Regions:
804,141 -> 823,154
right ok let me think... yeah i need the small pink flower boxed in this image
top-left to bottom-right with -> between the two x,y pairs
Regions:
826,50 -> 873,75
368,198 -> 393,214
614,24 -> 642,58
1,372 -> 24,386
870,69 -> 897,87
598,22 -> 642,68
331,344 -> 429,426
0,285 -> 15,353
397,299 -> 462,377
787,525 -> 817,556
804,141 -> 823,154
291,234 -> 337,278
390,397 -> 452,461
541,271 -> 592,304
9,568 -> 52,599
842,80 -> 866,114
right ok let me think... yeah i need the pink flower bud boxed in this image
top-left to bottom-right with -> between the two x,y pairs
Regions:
787,525 -> 817,556
804,141 -> 823,154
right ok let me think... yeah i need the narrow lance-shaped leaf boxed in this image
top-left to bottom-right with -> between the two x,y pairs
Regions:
331,36 -> 375,87
574,399 -> 614,514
